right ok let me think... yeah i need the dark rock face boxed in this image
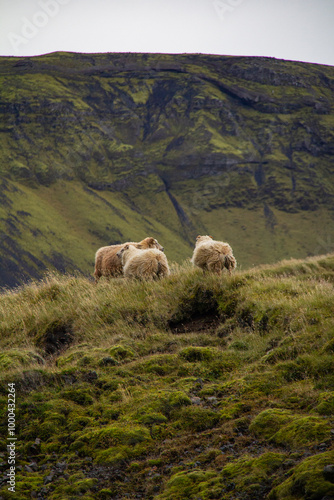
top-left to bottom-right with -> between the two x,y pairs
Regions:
1,52 -> 334,202
323,464 -> 334,483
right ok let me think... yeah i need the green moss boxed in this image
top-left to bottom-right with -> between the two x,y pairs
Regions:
250,409 -> 331,447
44,398 -> 81,415
135,354 -> 179,376
196,448 -> 222,464
179,346 -> 215,362
250,409 -> 293,439
2,473 -> 45,499
68,416 -> 95,432
173,406 -> 220,432
125,389 -> 192,426
167,391 -> 192,409
57,347 -> 106,368
278,354 -> 334,382
71,422 -> 151,458
147,458 -> 163,467
178,347 -> 240,379
109,345 -> 135,361
156,470 -> 217,500
136,411 -> 168,426
222,452 -> 286,490
61,387 -> 95,406
315,392 -> 334,415
269,451 -> 334,500
95,442 -> 149,465
158,453 -> 285,499
48,472 -> 98,499
263,345 -> 299,364
98,489 -> 115,499
273,416 -> 331,447
0,350 -> 44,370
220,402 -> 246,422
39,419 -> 65,441
229,340 -> 249,351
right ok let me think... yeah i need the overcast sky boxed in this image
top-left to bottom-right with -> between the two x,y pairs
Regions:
1,0 -> 334,66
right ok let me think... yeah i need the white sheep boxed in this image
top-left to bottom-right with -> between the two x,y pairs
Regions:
191,235 -> 236,275
94,237 -> 164,282
117,244 -> 170,280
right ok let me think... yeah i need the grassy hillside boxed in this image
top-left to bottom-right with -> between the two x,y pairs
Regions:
1,52 -> 334,286
0,255 -> 334,499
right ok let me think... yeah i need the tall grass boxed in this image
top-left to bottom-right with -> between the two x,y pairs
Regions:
1,253 -> 333,372
0,254 -> 334,499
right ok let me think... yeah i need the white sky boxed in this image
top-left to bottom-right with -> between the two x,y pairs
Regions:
0,0 -> 334,66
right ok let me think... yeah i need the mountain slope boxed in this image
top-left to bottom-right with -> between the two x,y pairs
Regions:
0,255 -> 333,498
1,52 -> 334,286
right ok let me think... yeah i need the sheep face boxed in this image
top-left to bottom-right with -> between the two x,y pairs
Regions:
116,244 -> 130,259
138,237 -> 164,252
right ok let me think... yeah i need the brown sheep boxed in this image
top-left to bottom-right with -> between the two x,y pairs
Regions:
94,237 -> 164,282
191,235 -> 236,275
116,244 -> 170,280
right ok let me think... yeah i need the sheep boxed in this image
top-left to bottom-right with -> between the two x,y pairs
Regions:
191,235 -> 236,275
94,237 -> 164,282
116,244 -> 170,280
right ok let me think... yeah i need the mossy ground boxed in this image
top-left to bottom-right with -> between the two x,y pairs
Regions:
0,254 -> 334,498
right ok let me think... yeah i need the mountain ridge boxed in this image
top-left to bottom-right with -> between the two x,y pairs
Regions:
1,52 -> 334,286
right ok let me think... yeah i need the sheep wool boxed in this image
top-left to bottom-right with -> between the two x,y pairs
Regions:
117,244 -> 170,280
94,237 -> 164,282
191,235 -> 236,275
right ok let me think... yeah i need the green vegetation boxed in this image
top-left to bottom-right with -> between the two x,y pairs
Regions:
1,52 -> 334,286
0,254 -> 333,498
